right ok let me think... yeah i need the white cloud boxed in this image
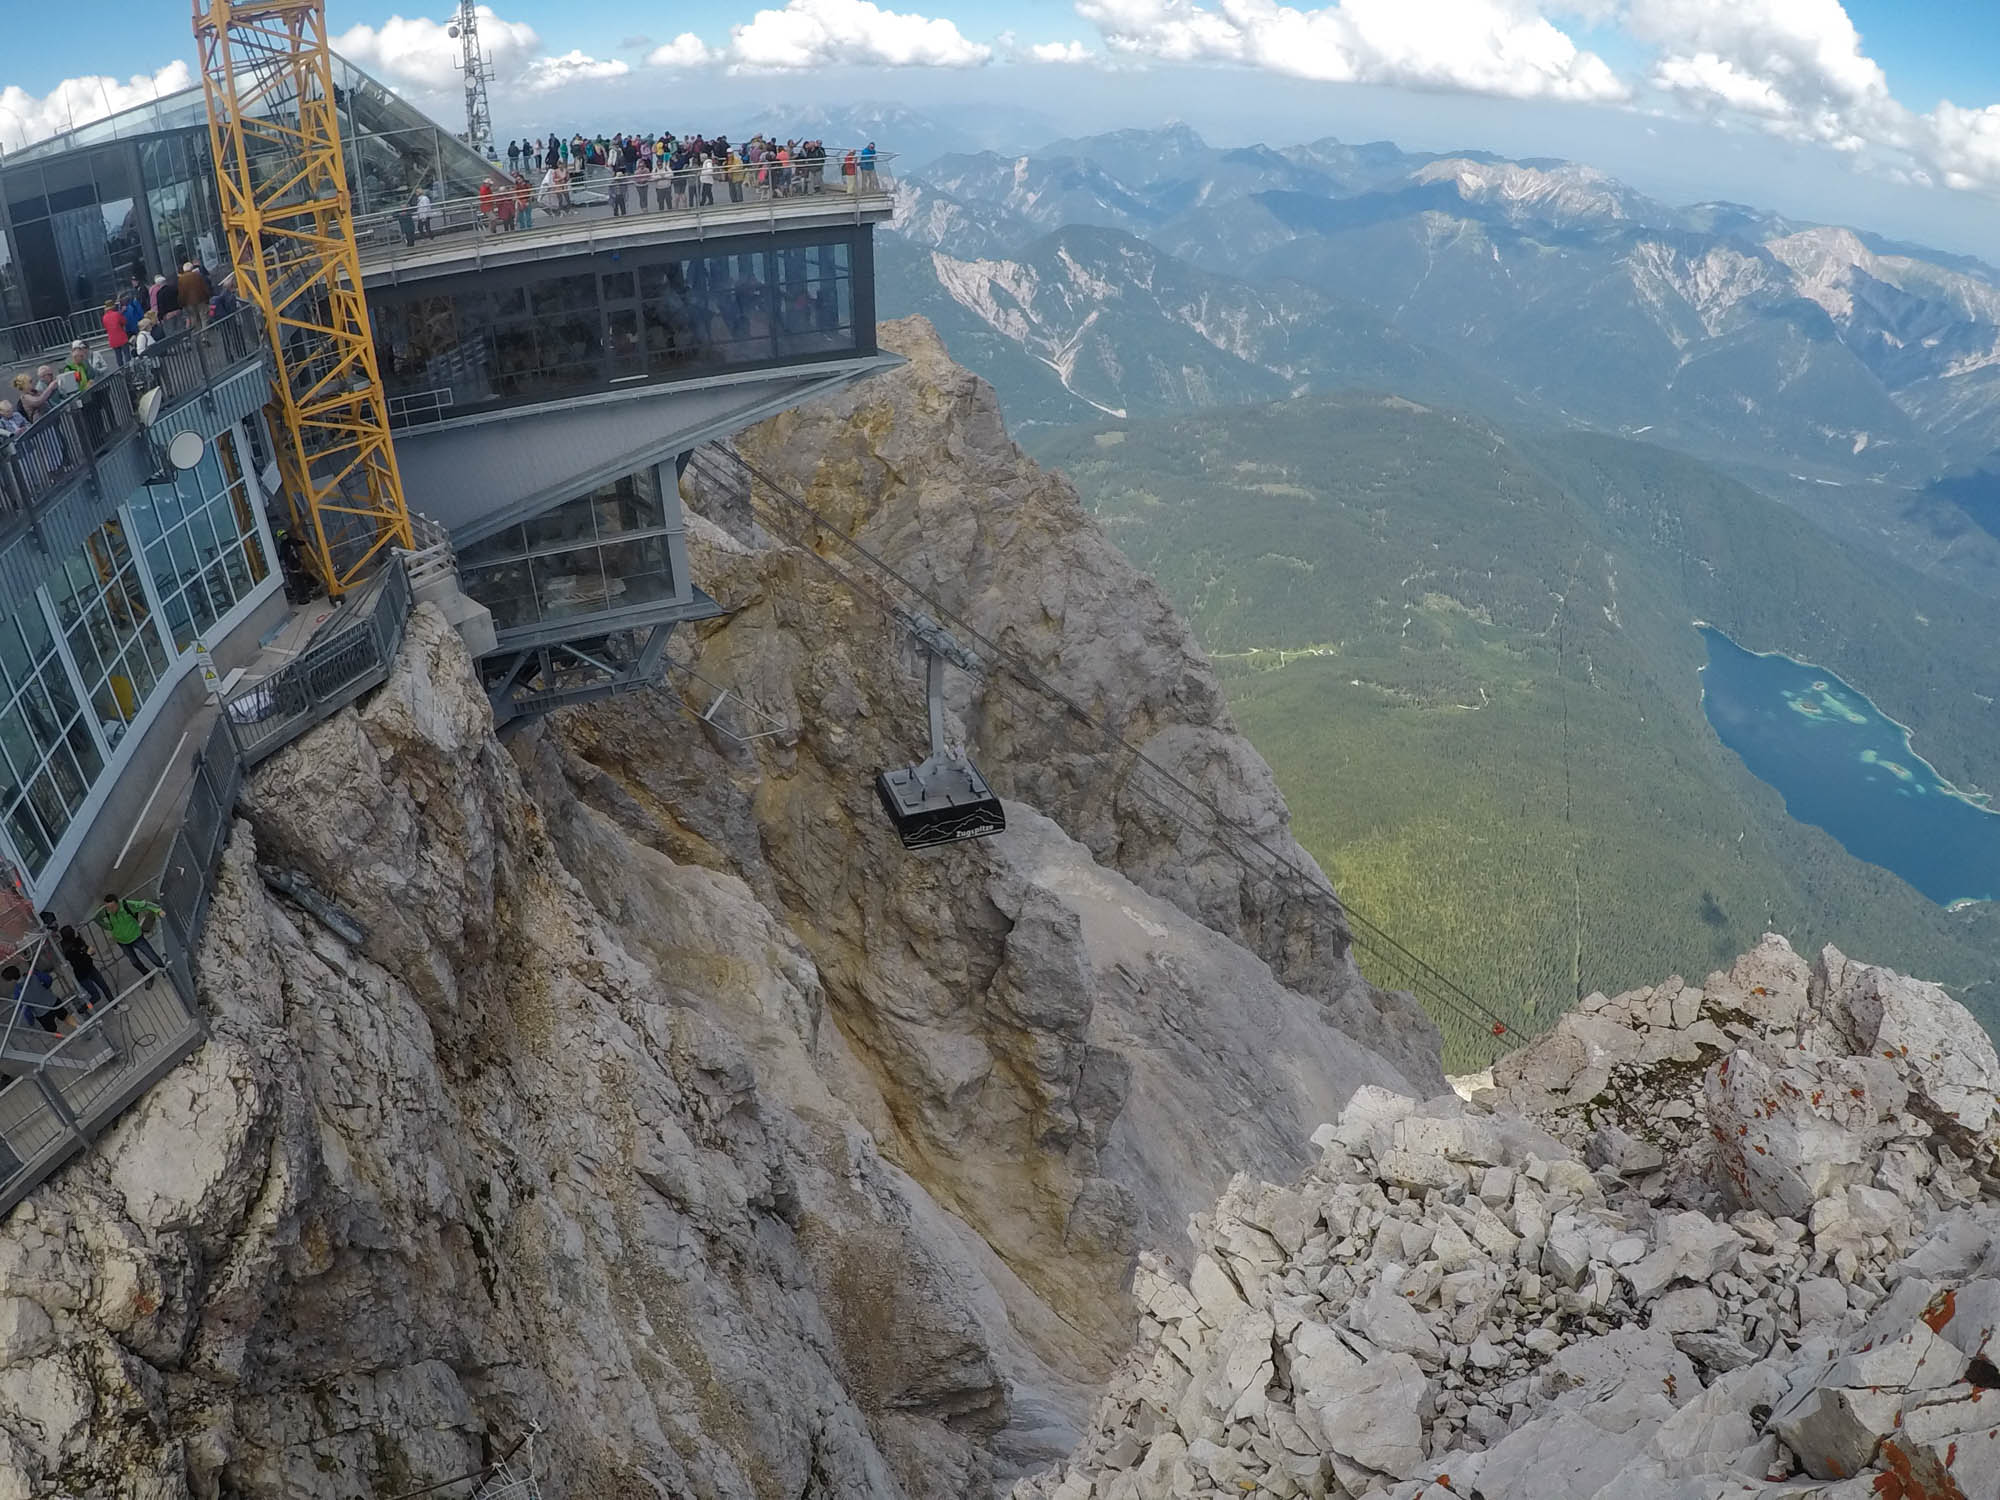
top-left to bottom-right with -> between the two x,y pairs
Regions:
332,8 -> 544,93
726,0 -> 992,70
332,6 -> 622,102
520,50 -> 632,92
1074,0 -> 1627,102
0,63 -> 193,152
1625,0 -> 1904,152
1925,101 -> 2000,193
646,33 -> 717,68
1029,40 -> 1096,63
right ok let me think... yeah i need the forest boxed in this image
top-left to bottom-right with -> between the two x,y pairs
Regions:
1037,398 -> 2000,1069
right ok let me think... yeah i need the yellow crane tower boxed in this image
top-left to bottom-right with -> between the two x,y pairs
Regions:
191,0 -> 413,597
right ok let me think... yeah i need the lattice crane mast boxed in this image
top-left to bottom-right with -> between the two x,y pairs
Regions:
192,0 -> 414,598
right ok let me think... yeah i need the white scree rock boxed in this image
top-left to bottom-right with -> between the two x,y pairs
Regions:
1016,935 -> 2000,1500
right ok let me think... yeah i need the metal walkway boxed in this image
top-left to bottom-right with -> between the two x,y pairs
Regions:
0,554 -> 421,1217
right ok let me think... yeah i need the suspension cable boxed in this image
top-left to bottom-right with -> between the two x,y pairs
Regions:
685,447 -> 1530,1059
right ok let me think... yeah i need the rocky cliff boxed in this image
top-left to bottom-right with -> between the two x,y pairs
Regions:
0,321 -> 1427,1498
1013,935 -> 2000,1498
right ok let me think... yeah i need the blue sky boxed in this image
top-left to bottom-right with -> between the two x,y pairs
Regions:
9,0 -> 2000,261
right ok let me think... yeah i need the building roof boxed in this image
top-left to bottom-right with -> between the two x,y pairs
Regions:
5,52 -> 501,206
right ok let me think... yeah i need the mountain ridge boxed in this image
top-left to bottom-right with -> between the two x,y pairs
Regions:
882,124 -> 2000,558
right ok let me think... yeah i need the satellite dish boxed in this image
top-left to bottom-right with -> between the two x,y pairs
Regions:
448,22 -> 460,36
137,388 -> 164,427
167,431 -> 207,471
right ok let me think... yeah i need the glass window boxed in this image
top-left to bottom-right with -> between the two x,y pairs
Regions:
459,561 -> 536,631
0,227 -> 25,328
458,525 -> 527,569
529,548 -> 609,620
374,233 -> 866,423
0,585 -> 110,882
459,466 -> 684,636
600,535 -> 674,606
137,429 -> 268,652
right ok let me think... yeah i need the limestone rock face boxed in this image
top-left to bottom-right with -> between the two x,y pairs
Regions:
645,315 -> 1439,1095
546,320 -> 1436,1356
1015,934 -> 2000,1500
0,324 -> 1429,1496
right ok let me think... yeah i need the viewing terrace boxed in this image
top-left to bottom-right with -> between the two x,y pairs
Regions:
0,307 -> 270,603
352,153 -> 896,283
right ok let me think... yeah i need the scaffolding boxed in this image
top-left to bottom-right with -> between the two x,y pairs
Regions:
192,0 -> 415,598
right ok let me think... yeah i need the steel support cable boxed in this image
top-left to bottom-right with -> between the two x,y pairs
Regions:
705,463 -> 1515,1058
685,448 -> 1528,1055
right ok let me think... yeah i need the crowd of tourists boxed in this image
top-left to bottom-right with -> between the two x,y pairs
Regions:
5,894 -> 168,1038
391,130 -> 881,243
1,259 -> 238,443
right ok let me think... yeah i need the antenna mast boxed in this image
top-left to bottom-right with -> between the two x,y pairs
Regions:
451,0 -> 496,159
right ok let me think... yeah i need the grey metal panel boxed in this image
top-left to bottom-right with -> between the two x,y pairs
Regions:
0,355 -> 271,623
362,200 -> 894,290
38,469 -> 125,565
397,355 -> 901,547
0,528 -> 49,607
91,437 -> 151,513
155,365 -> 269,441
490,586 -> 725,653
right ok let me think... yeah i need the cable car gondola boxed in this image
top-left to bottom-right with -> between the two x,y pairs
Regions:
875,614 -> 1006,849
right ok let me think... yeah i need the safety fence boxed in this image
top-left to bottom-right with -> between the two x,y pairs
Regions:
0,305 -> 266,519
351,152 -> 896,274
0,553 -> 419,1216
223,559 -> 414,764
0,310 -> 104,366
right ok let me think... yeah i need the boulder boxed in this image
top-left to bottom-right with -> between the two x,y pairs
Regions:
1704,1048 -> 1906,1218
1815,945 -> 2000,1149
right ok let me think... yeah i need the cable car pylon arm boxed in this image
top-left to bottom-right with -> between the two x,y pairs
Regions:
875,612 -> 1006,850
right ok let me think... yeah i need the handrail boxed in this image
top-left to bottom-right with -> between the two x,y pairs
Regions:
0,930 -> 57,1063
0,311 -> 102,365
352,152 -> 897,273
0,551 -> 421,1217
0,304 -> 265,519
221,554 -> 414,764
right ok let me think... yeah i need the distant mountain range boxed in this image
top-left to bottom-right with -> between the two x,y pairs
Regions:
873,124 -> 2000,584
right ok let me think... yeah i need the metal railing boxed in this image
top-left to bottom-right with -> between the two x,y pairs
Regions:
0,304 -> 266,518
0,311 -> 103,366
0,552 -> 421,1217
223,555 -> 414,763
0,964 -> 208,1199
353,152 -> 896,274
157,714 -> 245,951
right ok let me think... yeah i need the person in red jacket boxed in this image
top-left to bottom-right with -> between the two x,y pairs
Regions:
101,298 -> 131,365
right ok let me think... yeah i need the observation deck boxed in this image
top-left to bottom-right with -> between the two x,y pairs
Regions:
352,162 -> 902,723
0,307 -> 271,623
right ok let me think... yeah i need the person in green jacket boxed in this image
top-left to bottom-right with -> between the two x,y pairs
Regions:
94,892 -> 165,984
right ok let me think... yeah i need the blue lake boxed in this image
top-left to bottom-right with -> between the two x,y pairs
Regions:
1697,625 -> 2000,908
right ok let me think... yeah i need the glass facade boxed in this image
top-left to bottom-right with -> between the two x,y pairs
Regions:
371,233 -> 866,420
0,420 -> 277,888
458,468 -> 683,635
47,522 -> 170,752
129,429 -> 270,651
0,51 -> 500,324
0,599 -> 102,875
138,132 -> 225,280
2,148 -> 157,321
332,57 -> 506,217
0,228 -> 27,328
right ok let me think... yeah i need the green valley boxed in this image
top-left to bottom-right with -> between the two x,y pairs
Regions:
1037,399 -> 2000,1066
